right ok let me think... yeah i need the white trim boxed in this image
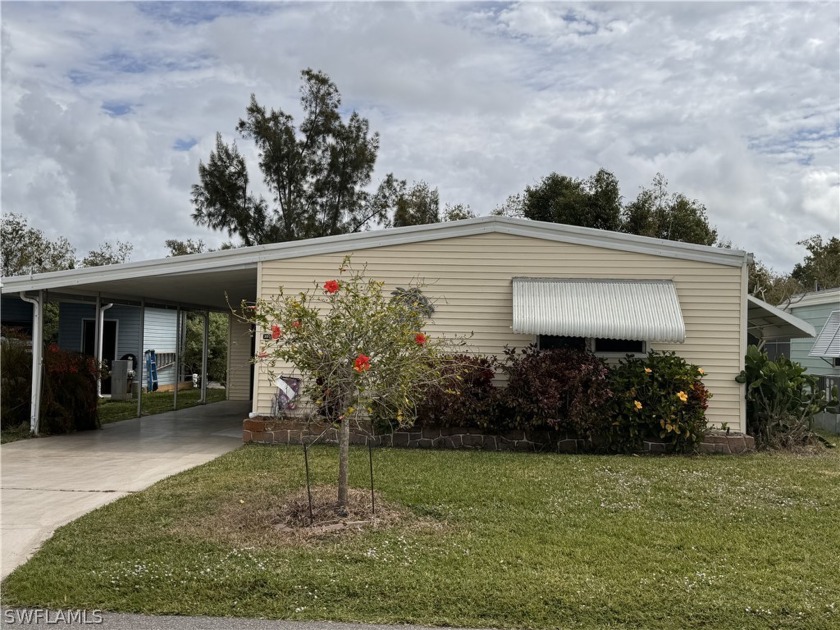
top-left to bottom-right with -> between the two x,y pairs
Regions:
782,288 -> 840,310
0,217 -> 749,298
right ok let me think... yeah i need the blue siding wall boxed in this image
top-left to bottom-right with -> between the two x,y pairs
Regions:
790,302 -> 840,377
58,303 -> 179,388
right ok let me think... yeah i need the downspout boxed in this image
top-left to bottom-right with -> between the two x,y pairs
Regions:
174,307 -> 181,410
137,299 -> 145,417
19,291 -> 43,435
97,301 -> 114,397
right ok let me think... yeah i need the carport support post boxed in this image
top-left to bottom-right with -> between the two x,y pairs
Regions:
19,291 -> 44,435
201,311 -> 209,404
136,300 -> 144,418
174,307 -> 181,410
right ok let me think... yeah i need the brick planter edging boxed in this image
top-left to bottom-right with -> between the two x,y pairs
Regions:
243,418 -> 755,454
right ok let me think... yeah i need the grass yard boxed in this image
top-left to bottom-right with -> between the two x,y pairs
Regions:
2,444 -> 838,629
98,387 -> 227,424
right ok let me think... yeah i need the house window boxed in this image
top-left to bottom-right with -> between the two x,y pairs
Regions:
593,338 -> 645,354
763,337 -> 790,361
537,336 -> 646,355
538,336 -> 587,351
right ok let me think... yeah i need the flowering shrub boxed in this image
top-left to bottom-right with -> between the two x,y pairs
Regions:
42,344 -> 101,434
414,354 -> 500,430
1,327 -> 32,431
607,350 -> 710,452
498,345 -> 611,437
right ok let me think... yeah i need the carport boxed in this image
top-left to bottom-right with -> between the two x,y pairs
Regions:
1,247 -> 264,434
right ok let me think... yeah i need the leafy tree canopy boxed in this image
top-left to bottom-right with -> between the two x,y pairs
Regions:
791,235 -> 840,291
510,170 -> 717,246
165,238 -> 207,257
192,69 -> 389,246
522,168 -> 622,232
388,179 -> 441,228
442,203 -> 476,222
1,214 -> 132,276
622,173 -> 717,246
80,241 -> 133,268
1,213 -> 75,277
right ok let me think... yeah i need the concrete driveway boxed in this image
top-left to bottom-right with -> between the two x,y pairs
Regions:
0,400 -> 248,580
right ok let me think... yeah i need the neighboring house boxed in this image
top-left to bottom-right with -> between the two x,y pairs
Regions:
782,288 -> 840,377
1,216 -> 816,434
1,295 -> 179,392
57,303 -> 179,391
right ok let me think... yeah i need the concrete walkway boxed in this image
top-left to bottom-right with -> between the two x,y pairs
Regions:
0,400 -> 248,580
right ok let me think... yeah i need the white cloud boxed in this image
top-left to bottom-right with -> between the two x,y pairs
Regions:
1,1 -> 837,274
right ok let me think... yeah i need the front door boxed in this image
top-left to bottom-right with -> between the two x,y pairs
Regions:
82,320 -> 117,394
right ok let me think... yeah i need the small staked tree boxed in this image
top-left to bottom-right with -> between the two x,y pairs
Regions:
243,258 -> 448,514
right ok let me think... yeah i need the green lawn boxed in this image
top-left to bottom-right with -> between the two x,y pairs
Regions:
98,388 -> 227,424
2,444 -> 838,629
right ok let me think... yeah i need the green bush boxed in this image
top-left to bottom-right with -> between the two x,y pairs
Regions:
1,328 -> 32,431
42,344 -> 101,434
607,350 -> 710,452
736,345 -> 832,449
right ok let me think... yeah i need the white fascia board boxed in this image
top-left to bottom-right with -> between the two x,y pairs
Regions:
1,260 -> 258,294
250,216 -> 747,267
783,288 -> 840,310
0,216 -> 748,295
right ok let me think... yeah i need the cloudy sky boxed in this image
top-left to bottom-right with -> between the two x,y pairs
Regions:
2,1 -> 837,273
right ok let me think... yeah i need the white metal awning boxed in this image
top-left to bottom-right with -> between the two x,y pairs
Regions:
747,295 -> 816,340
512,278 -> 686,343
810,310 -> 840,358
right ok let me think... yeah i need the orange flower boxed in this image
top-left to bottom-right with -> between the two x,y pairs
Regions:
644,367 -> 652,374
634,400 -> 643,410
415,332 -> 427,345
323,279 -> 340,294
698,367 -> 705,375
676,391 -> 688,403
353,353 -> 371,373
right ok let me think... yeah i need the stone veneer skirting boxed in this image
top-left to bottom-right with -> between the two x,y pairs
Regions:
243,418 -> 755,454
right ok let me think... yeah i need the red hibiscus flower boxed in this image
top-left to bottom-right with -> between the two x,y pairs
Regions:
415,332 -> 427,345
271,324 -> 282,340
324,280 -> 340,294
353,353 -> 371,373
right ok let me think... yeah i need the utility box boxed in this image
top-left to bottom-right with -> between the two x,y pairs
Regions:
111,360 -> 130,401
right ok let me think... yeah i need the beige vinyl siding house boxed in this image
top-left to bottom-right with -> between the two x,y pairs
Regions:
252,228 -> 748,431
